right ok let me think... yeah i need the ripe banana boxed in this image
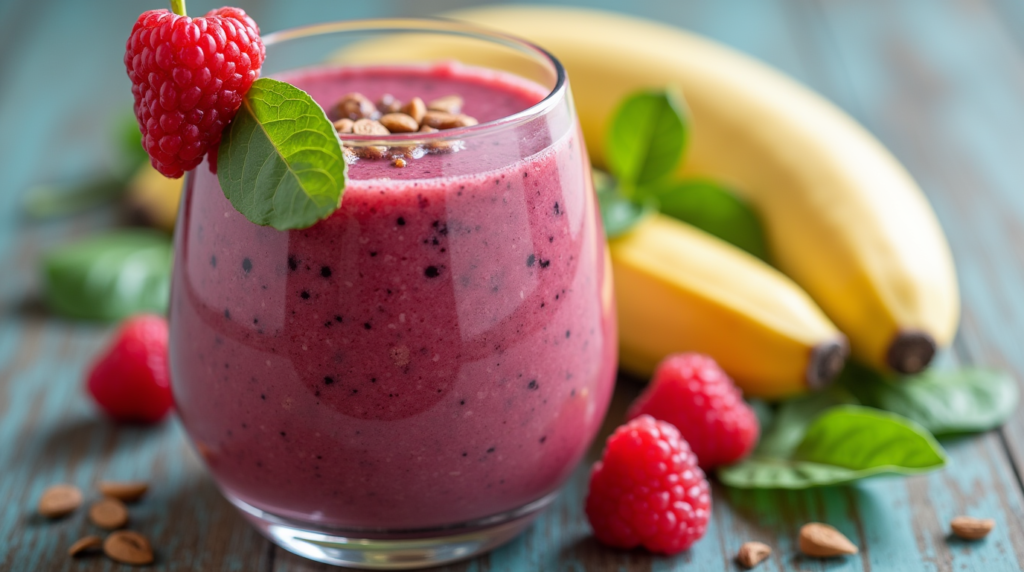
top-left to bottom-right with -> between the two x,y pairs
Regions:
440,5 -> 960,375
126,162 -> 182,232
612,213 -> 846,399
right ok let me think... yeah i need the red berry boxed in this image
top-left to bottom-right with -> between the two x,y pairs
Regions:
124,7 -> 266,178
86,315 -> 173,423
585,415 -> 711,554
628,353 -> 759,470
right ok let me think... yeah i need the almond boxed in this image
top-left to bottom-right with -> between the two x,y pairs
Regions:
737,541 -> 771,568
333,118 -> 354,133
421,111 -> 478,130
104,531 -> 154,565
427,94 -> 463,114
379,113 -> 419,133
951,516 -> 995,540
402,97 -> 426,124
98,481 -> 149,503
393,158 -> 407,168
68,535 -> 104,557
798,523 -> 858,557
336,92 -> 377,120
38,484 -> 83,518
377,93 -> 402,114
89,498 -> 129,530
352,119 -> 390,136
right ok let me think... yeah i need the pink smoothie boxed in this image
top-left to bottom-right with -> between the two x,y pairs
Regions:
169,62 -> 617,530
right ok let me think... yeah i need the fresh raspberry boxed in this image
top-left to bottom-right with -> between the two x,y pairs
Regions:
585,415 -> 711,554
628,353 -> 759,470
124,7 -> 265,178
86,315 -> 173,423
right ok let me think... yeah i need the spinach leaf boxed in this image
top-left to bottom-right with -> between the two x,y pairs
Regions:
42,230 -> 173,321
605,89 -> 689,190
839,362 -> 1019,436
645,179 -> 769,261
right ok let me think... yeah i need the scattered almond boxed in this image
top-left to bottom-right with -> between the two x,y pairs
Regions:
951,516 -> 995,540
68,535 -> 104,557
402,97 -> 427,124
89,497 -> 129,530
798,523 -> 858,557
427,94 -> 463,114
104,530 -> 154,565
336,92 -> 377,120
379,113 -> 419,133
377,93 -> 402,114
38,484 -> 83,518
737,541 -> 771,568
98,481 -> 149,503
333,118 -> 354,133
421,110 -> 478,130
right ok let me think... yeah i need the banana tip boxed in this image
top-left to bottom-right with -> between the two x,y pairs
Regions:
807,338 -> 848,389
886,330 -> 937,374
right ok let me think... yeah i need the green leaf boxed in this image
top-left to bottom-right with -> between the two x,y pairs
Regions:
605,89 -> 689,189
719,402 -> 946,489
23,177 -> 126,220
218,78 -> 347,230
840,362 -> 1019,436
594,170 -> 653,239
755,386 -> 858,458
42,230 -> 173,321
796,405 -> 946,470
644,179 -> 769,261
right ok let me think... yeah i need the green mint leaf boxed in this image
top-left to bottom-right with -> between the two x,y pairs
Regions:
594,169 -> 652,238
42,230 -> 172,321
839,362 -> 1019,436
218,78 -> 347,230
643,179 -> 769,261
795,405 -> 946,471
605,89 -> 689,189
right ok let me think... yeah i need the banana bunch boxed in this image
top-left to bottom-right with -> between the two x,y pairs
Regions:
420,5 -> 958,396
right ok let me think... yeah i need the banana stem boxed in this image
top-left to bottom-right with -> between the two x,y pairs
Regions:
170,0 -> 187,16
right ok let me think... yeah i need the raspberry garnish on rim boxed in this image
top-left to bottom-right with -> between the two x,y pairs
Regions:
124,0 -> 266,178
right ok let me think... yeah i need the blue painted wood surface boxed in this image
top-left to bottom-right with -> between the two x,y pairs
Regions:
3,0 -> 1024,570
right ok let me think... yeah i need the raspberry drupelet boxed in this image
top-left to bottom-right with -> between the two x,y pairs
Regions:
628,353 -> 760,470
124,7 -> 265,178
585,415 -> 711,555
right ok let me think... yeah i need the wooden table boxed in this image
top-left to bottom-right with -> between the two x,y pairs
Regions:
4,0 -> 1024,570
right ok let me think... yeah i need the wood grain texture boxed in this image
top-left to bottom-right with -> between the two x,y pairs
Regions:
3,0 -> 1024,570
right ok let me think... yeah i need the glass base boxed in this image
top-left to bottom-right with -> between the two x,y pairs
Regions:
227,492 -> 558,569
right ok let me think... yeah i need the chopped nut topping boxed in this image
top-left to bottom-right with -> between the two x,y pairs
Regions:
333,118 -> 354,133
377,93 -> 402,114
394,158 -> 407,168
336,93 -> 377,120
422,111 -> 478,129
352,118 -> 390,136
427,95 -> 464,114
379,113 -> 419,133
402,97 -> 427,124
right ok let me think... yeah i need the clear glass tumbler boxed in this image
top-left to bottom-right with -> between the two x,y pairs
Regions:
169,18 -> 617,569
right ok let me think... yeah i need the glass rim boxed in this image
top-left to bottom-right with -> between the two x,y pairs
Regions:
261,17 -> 568,143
